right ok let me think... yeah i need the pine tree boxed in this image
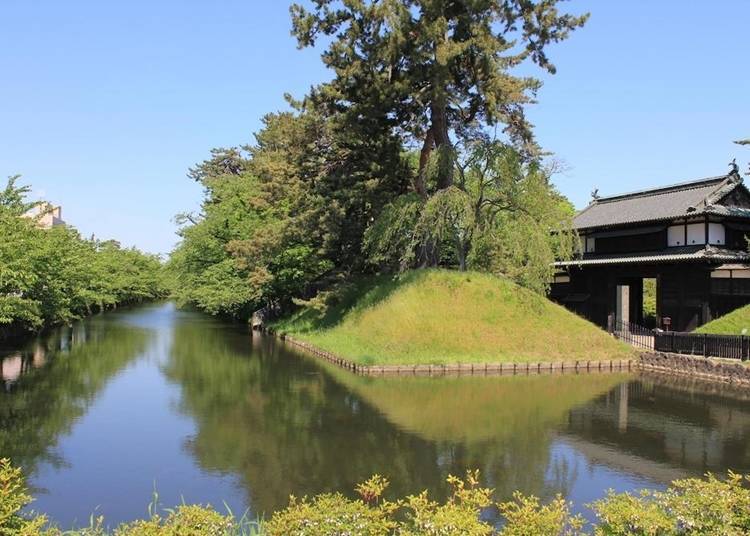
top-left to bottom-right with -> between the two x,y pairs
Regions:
291,0 -> 588,194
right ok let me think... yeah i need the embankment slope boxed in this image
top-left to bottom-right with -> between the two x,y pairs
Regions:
273,270 -> 633,365
696,304 -> 750,335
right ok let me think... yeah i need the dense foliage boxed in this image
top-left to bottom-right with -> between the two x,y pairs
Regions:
3,458 -> 750,535
168,129 -> 576,318
364,142 -> 575,291
167,0 -> 583,320
642,278 -> 657,327
291,0 -> 587,190
0,177 -> 165,339
291,0 -> 584,267
167,110 -> 409,317
0,458 -> 46,535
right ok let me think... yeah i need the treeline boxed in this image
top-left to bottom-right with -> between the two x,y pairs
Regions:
168,1 -> 585,319
0,177 -> 166,339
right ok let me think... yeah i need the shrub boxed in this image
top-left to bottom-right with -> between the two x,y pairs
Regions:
591,491 -> 675,535
499,492 -> 584,536
264,474 -> 399,536
591,472 -> 750,535
266,471 -> 583,536
4,458 -> 750,535
114,505 -> 236,536
659,472 -> 750,534
0,458 -> 47,536
41,506 -> 257,536
398,472 -> 494,536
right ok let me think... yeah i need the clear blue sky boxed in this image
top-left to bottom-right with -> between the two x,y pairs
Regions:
1,1 -> 748,254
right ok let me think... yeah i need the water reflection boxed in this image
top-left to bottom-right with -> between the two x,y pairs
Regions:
1,324 -> 86,388
0,319 -> 151,477
314,361 -> 629,500
163,325 -> 456,514
565,374 -> 750,484
2,303 -> 750,529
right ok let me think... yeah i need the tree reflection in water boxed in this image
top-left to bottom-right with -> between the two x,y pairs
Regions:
163,320 -> 628,515
0,320 -> 151,477
4,303 -> 750,529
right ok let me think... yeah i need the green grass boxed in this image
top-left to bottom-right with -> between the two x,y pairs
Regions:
696,304 -> 750,335
272,269 -> 634,365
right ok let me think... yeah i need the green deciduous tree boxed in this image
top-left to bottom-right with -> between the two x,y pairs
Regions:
169,107 -> 409,317
0,177 -> 166,338
169,0 -> 585,317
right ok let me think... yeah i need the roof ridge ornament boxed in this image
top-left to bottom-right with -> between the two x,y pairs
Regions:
729,158 -> 741,180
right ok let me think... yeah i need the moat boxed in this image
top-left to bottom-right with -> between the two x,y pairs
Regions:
2,302 -> 749,529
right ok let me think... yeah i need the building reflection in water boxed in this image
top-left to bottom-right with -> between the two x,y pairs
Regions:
564,373 -> 750,485
1,325 -> 78,388
2,341 -> 49,388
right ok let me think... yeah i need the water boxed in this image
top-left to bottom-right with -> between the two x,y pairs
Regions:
2,302 -> 750,529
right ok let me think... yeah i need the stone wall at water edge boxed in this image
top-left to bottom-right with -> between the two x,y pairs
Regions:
260,326 -> 750,386
639,351 -> 750,386
259,327 -> 634,376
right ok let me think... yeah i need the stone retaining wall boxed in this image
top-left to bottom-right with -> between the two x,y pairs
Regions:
262,327 -> 633,376
261,328 -> 750,385
637,369 -> 750,400
639,351 -> 750,386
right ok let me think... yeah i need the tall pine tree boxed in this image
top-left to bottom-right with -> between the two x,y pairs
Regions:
291,0 -> 588,195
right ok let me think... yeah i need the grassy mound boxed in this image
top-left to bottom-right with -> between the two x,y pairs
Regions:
273,270 -> 633,365
696,304 -> 750,335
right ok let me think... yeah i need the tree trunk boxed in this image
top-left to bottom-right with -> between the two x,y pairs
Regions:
415,40 -> 453,268
416,102 -> 453,195
419,238 -> 439,268
416,127 -> 434,199
430,100 -> 453,190
456,239 -> 467,271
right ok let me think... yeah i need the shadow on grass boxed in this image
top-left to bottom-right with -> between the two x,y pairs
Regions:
277,271 -> 430,334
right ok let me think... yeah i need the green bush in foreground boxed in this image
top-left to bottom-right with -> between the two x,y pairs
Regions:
0,459 -> 46,535
264,472 -> 582,536
592,472 -> 750,535
3,458 -> 750,535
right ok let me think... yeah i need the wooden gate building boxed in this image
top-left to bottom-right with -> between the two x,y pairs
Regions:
550,168 -> 750,332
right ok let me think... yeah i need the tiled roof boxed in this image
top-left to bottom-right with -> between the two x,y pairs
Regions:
574,174 -> 745,230
554,245 -> 750,267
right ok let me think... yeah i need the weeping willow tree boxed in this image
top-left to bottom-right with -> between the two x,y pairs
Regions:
365,141 -> 576,294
